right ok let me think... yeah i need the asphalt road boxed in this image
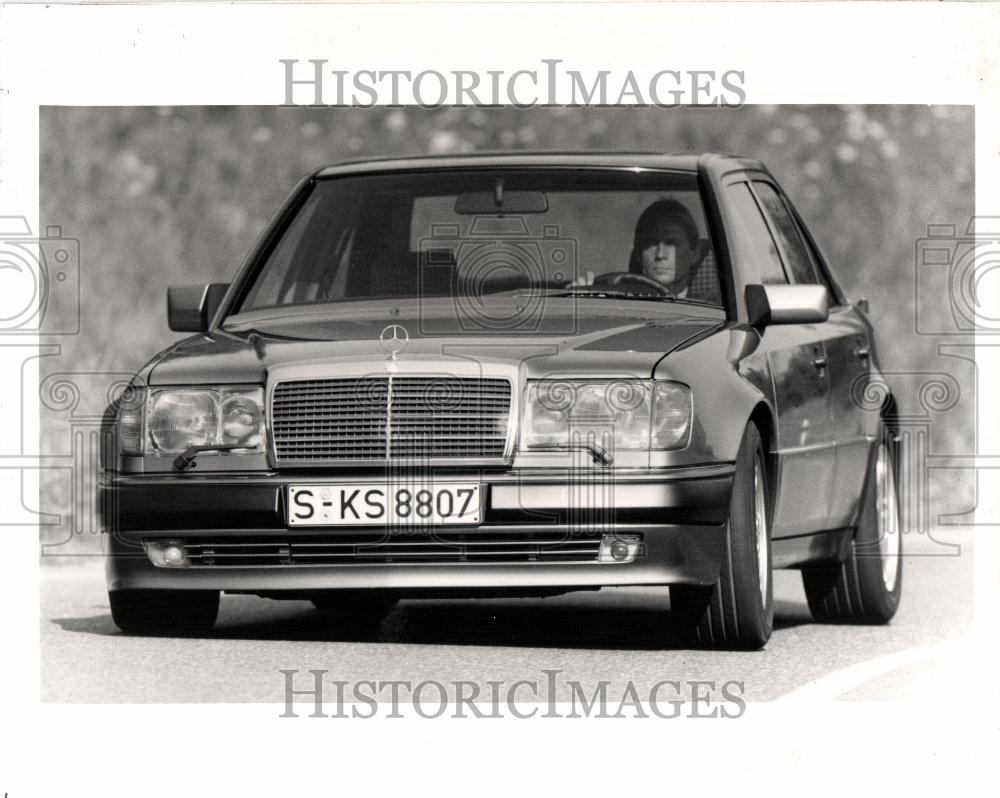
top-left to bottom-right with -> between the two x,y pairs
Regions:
41,528 -> 977,704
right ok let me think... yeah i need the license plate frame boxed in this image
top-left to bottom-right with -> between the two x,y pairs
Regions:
287,483 -> 482,527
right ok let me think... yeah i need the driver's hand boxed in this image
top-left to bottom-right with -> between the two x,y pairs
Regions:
565,270 -> 595,288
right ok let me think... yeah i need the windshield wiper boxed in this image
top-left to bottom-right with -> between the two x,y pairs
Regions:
173,444 -> 254,472
526,441 -> 614,466
548,289 -> 679,302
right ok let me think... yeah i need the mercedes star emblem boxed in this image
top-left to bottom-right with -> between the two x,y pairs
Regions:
380,324 -> 409,359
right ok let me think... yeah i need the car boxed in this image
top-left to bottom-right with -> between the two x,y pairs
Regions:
99,152 -> 902,648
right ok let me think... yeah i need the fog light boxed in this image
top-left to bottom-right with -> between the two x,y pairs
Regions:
598,535 -> 641,563
144,540 -> 189,567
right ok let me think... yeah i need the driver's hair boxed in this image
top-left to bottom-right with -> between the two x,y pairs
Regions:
628,199 -> 701,274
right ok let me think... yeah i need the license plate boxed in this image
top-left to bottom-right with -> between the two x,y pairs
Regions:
287,483 -> 482,527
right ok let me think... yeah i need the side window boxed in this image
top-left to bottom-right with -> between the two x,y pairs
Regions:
724,182 -> 787,284
752,182 -> 821,285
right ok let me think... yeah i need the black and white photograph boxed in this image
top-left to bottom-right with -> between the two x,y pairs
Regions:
37,102 -> 976,688
3,2 -> 999,797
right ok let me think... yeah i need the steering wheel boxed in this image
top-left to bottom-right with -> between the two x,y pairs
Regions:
591,272 -> 673,296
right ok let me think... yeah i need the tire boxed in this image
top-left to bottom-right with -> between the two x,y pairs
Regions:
802,424 -> 902,623
671,423 -> 773,649
109,589 -> 219,634
310,592 -> 398,627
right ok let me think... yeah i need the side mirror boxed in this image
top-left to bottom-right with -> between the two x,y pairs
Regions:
167,283 -> 230,332
745,284 -> 829,328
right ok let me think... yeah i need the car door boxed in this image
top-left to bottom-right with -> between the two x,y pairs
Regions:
752,180 -> 874,529
721,176 -> 835,536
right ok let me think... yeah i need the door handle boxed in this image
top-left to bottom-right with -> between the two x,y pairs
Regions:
812,355 -> 828,370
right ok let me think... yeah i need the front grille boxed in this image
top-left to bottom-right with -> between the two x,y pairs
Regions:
271,377 -> 512,464
157,532 -> 609,566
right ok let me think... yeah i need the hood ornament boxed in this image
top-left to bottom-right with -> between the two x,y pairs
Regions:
380,324 -> 409,360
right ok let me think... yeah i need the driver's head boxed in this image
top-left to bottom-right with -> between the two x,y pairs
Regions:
629,199 -> 701,293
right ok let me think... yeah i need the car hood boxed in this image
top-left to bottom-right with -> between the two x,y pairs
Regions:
146,301 -> 726,385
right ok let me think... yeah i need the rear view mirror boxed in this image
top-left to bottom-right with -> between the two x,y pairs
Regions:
167,283 -> 230,332
745,284 -> 829,327
455,190 -> 548,215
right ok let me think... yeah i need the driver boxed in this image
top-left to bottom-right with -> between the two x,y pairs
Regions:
628,198 -> 700,296
569,199 -> 719,302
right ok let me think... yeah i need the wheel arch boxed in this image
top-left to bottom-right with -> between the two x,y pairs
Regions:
748,400 -> 775,460
748,401 -> 778,510
881,390 -> 899,432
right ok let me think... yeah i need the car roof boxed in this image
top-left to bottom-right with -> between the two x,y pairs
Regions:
315,151 -> 762,178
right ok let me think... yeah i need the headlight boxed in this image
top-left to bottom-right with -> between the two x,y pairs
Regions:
148,390 -> 219,453
522,380 -> 691,454
220,390 -> 265,448
120,386 -> 265,456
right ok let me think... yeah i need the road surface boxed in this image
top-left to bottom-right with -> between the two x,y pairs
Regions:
40,528 -> 977,704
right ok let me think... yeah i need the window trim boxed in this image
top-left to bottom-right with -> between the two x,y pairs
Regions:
748,180 -> 820,283
721,177 -> 792,286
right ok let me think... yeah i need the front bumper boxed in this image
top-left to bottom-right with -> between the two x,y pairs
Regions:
102,465 -> 733,592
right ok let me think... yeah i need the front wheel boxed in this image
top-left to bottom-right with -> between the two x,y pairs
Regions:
802,425 -> 903,623
671,423 -> 773,649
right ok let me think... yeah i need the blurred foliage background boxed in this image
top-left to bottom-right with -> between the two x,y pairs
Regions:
39,105 -> 975,557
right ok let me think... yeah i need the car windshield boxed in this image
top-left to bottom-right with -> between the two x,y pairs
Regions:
236,169 -> 723,315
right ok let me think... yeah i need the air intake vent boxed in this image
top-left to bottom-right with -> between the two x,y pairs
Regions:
150,532 -> 607,566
